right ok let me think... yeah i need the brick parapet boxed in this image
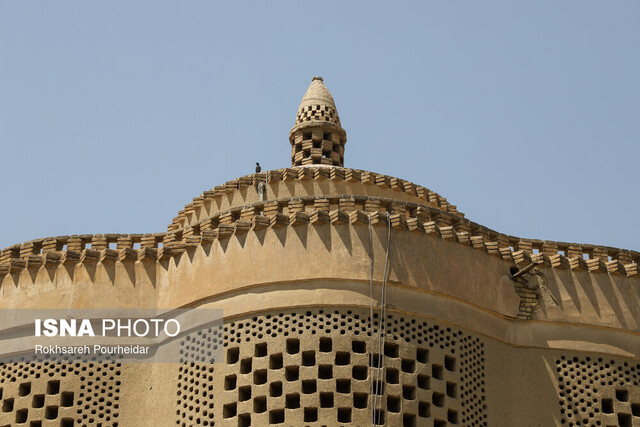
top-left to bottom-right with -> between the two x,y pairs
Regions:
1,197 -> 638,279
167,168 -> 463,232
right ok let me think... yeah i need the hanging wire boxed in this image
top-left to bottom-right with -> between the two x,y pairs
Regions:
371,212 -> 391,426
368,215 -> 376,424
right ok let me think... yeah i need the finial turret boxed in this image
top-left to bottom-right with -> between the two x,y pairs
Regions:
289,77 -> 347,167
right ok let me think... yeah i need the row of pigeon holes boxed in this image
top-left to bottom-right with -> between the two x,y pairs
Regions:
171,195 -> 640,274
180,194 -> 496,236
0,232 -> 172,277
2,207 -> 638,280
176,310 -> 485,426
0,194 -> 478,262
169,168 -> 462,231
295,104 -> 341,126
1,234 -> 167,259
165,172 -> 638,266
0,359 -> 121,427
291,128 -> 343,148
291,127 -> 345,167
196,307 -> 488,426
291,148 -> 343,167
1,204 -> 638,279
176,363 -> 215,426
175,325 -> 225,425
458,335 -> 487,425
555,355 -> 640,426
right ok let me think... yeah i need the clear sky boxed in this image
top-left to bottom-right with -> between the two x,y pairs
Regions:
1,2 -> 638,251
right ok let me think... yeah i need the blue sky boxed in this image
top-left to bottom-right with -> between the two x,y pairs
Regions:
1,2 -> 638,251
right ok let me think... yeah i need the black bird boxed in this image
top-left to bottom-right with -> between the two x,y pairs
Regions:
255,162 -> 262,173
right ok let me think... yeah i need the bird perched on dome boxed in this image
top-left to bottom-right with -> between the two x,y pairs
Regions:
255,162 -> 261,173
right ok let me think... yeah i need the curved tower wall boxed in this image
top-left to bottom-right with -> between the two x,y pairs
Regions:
0,78 -> 639,427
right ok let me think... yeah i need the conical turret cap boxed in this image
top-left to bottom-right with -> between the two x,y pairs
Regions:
293,77 -> 343,128
294,77 -> 341,127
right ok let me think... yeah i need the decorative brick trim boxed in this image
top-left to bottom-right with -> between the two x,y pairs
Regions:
168,168 -> 463,232
1,198 -> 637,279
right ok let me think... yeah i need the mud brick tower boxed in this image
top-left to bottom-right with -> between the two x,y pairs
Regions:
289,76 -> 346,167
1,77 -> 639,426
